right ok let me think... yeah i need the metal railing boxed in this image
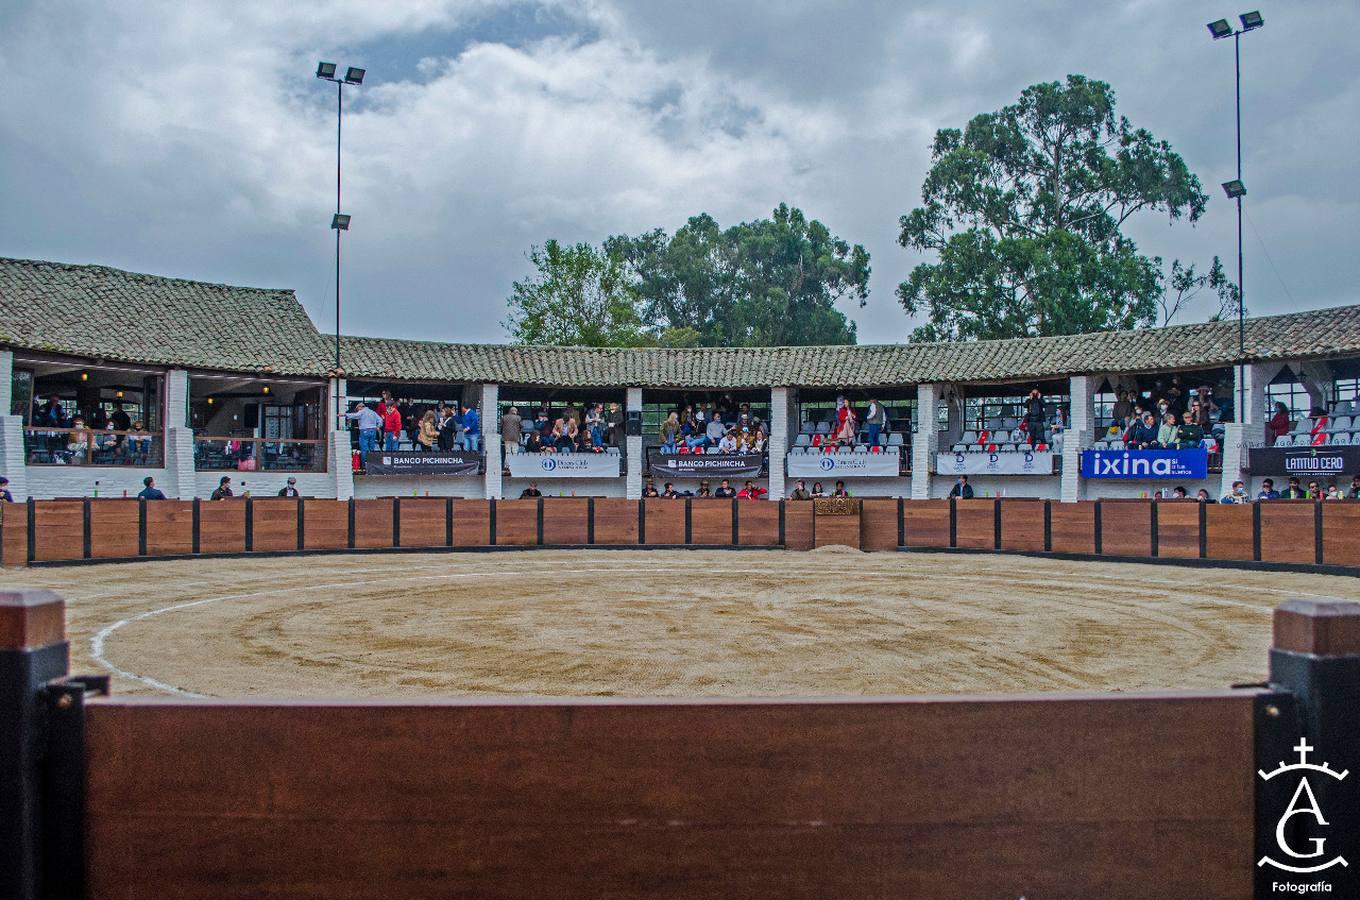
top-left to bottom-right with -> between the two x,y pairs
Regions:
23,426 -> 163,467
193,436 -> 327,473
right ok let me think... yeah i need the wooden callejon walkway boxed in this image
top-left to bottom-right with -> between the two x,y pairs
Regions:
2,588 -> 1358,898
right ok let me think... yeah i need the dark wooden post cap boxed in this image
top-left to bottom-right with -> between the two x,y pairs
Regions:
1273,599 -> 1360,656
0,588 -> 65,651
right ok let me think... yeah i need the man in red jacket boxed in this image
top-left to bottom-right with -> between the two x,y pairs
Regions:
382,404 -> 403,451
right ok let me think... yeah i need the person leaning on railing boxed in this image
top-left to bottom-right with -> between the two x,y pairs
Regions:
1174,410 -> 1204,449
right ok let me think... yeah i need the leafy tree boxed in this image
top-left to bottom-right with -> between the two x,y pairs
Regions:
503,240 -> 651,346
898,74 -> 1216,342
1159,256 -> 1242,326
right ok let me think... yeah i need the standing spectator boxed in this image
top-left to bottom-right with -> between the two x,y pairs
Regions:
948,475 -> 974,499
831,480 -> 850,498
138,476 -> 166,500
1281,477 -> 1308,499
607,403 -> 623,447
381,403 -> 403,451
659,412 -> 680,454
737,480 -> 766,500
519,481 -> 542,498
1257,478 -> 1279,500
1111,390 -> 1132,427
1265,402 -> 1291,446
416,411 -> 439,452
1024,389 -> 1046,447
0,476 -> 14,502
714,479 -> 736,498
346,401 -> 382,456
789,479 -> 811,500
834,397 -> 858,445
865,398 -> 887,448
278,477 -> 300,498
210,476 -> 233,500
586,403 -> 605,448
109,401 -> 132,432
1349,475 -> 1360,500
501,406 -> 522,455
460,403 -> 480,453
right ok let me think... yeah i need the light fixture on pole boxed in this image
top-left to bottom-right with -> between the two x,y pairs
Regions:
1206,11 -> 1262,425
316,61 -> 365,431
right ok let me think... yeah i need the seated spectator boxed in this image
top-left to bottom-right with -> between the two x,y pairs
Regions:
1265,402 -> 1291,446
124,420 -> 153,464
705,413 -> 726,446
642,479 -> 660,498
750,427 -> 767,454
718,429 -> 739,454
948,475 -> 974,499
1156,413 -> 1178,448
1129,412 -> 1160,449
737,480 -> 766,500
1307,480 -> 1325,500
524,430 -> 546,453
553,417 -> 576,453
277,477 -> 301,498
1325,484 -> 1343,501
659,412 -> 680,454
695,480 -> 712,498
519,481 -> 542,498
1172,486 -> 1188,499
661,482 -> 680,499
1349,475 -> 1360,500
1152,489 -> 1164,501
831,480 -> 849,498
63,416 -> 91,463
810,481 -> 826,498
1196,488 -> 1214,503
0,476 -> 12,502
210,476 -> 233,500
1220,480 -> 1249,504
1257,478 -> 1279,500
1281,477 -> 1307,499
714,479 -> 736,499
416,411 -> 438,452
789,479 -> 811,500
1175,411 -> 1203,449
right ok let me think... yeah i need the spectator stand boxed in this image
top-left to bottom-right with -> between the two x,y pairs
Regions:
637,389 -> 771,496
344,379 -> 486,498
498,386 -> 627,498
932,379 -> 1069,498
1242,358 -> 1360,497
189,374 -> 328,496
785,388 -> 913,498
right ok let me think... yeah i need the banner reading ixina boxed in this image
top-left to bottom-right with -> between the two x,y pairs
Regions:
787,451 -> 901,478
1247,445 -> 1360,475
1079,448 -> 1207,480
364,451 -> 480,476
507,452 -> 621,479
648,451 -> 764,479
936,449 -> 1054,476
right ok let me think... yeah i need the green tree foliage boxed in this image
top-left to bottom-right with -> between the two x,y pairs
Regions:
898,75 -> 1214,342
506,205 -> 870,347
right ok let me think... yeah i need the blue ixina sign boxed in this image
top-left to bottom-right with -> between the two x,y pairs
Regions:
1080,448 -> 1208,480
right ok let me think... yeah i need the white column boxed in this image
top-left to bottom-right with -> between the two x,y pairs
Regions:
911,383 -> 939,499
0,350 -> 11,411
0,350 -> 26,497
767,387 -> 791,500
329,377 -> 353,501
163,370 -> 196,498
1219,423 -> 1245,499
625,386 -> 643,500
481,383 -> 502,500
1061,374 -> 1098,503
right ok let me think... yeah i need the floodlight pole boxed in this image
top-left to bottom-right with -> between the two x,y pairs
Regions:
335,79 -> 342,432
1234,30 -> 1245,425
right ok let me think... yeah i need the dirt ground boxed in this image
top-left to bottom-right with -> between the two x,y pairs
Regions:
8,549 -> 1358,699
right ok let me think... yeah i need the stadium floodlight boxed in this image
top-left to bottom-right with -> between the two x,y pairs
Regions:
1221,179 -> 1247,198
1207,18 -> 1233,39
1240,10 -> 1263,31
344,67 -> 366,85
316,61 -> 337,79
331,213 -> 351,230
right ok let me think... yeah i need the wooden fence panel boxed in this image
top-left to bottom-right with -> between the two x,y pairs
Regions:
83,693 -> 1256,900
302,501 -> 349,552
397,498 -> 447,549
198,500 -> 246,555
352,499 -> 395,550
953,499 -> 995,550
250,499 -> 299,553
737,502 -> 780,546
813,510 -> 860,549
1205,504 -> 1253,561
1322,503 -> 1360,567
451,500 -> 491,547
1100,501 -> 1152,558
858,498 -> 900,551
1258,502 -> 1316,565
541,498 -> 589,545
689,500 -> 732,546
0,500 -> 29,566
783,501 -> 814,550
1048,502 -> 1096,555
495,500 -> 539,547
1156,502 -> 1201,560
144,500 -> 194,557
643,499 -> 686,545
88,500 -> 140,559
592,499 -> 639,545
32,499 -> 83,562
998,500 -> 1045,552
903,500 -> 950,549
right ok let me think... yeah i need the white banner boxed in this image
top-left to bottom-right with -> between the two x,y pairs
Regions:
506,452 -> 621,479
786,451 -> 901,478
935,449 -> 1054,476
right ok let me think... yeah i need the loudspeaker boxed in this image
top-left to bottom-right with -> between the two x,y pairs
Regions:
625,410 -> 642,436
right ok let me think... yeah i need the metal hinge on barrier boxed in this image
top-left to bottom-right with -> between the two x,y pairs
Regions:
39,674 -> 109,900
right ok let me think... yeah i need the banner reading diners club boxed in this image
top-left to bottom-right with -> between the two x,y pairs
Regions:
507,452 -> 622,478
936,449 -> 1055,476
786,451 -> 901,478
648,451 -> 764,480
364,451 -> 480,476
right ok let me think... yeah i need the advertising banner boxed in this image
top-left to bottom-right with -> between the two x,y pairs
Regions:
787,451 -> 902,478
936,449 -> 1054,476
507,452 -> 621,479
363,451 -> 480,476
1247,445 -> 1360,476
648,452 -> 764,479
1079,448 -> 1207,480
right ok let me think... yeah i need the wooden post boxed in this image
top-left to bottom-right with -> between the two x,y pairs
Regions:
1266,600 -> 1360,896
0,589 -> 68,900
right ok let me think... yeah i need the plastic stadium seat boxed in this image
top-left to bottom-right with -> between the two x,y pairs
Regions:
836,446 -> 852,455
800,421 -> 815,434
853,444 -> 868,454
1293,418 -> 1313,435
1002,417 -> 1018,431
878,434 -> 889,445
815,422 -> 831,434
1329,415 -> 1352,432
794,433 -> 811,447
1335,400 -> 1355,416
1332,433 -> 1352,446
888,433 -> 904,446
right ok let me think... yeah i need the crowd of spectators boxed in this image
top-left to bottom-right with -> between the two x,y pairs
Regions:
27,394 -> 154,465
346,390 -> 480,455
502,402 -> 623,454
657,398 -> 767,455
1100,381 -> 1226,450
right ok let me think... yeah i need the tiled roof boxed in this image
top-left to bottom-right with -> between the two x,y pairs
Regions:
0,257 -> 331,376
338,303 -> 1360,388
3,256 -> 1358,387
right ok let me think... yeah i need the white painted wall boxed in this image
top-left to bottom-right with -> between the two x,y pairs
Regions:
353,475 -> 486,499
786,476 -> 911,498
481,383 -> 502,499
767,387 -> 791,500
196,469 -> 335,499
27,464 -> 167,499
626,387 -> 642,500
503,477 -> 625,498
1062,375 -> 1099,502
929,475 -> 1062,500
911,384 -> 939,499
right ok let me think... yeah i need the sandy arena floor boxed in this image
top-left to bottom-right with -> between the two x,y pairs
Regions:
10,549 -> 1359,698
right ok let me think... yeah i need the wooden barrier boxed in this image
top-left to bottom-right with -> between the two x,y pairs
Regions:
0,500 -> 28,567
1258,502 -> 1317,565
903,499 -> 950,548
197,500 -> 246,554
859,498 -> 900,551
736,501 -> 780,546
953,498 -> 996,550
592,498 -> 638,545
542,498 -> 589,545
302,500 -> 348,551
643,499 -> 686,545
999,499 -> 1045,552
1048,500 -> 1096,555
1206,503 -> 1254,562
248,499 -> 299,553
144,500 -> 194,557
31,499 -> 83,562
783,500 -> 814,550
689,499 -> 733,546
1099,500 -> 1153,558
1156,500 -> 1201,560
352,499 -> 395,550
451,499 -> 491,547
88,499 -> 139,560
1322,503 -> 1360,567
494,499 -> 538,547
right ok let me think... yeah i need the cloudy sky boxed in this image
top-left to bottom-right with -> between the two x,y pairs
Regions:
1,1 -> 1355,345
